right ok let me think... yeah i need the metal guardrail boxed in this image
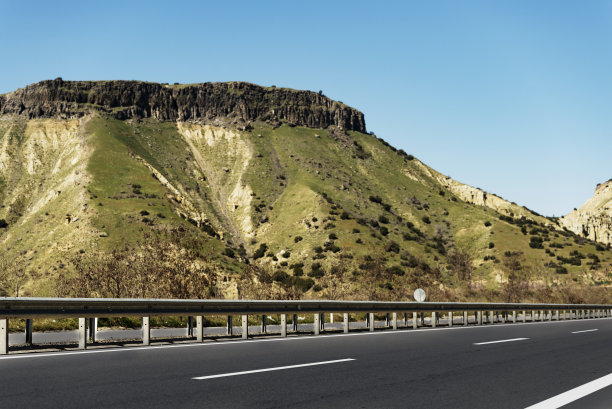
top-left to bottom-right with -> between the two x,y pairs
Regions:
1,297 -> 611,355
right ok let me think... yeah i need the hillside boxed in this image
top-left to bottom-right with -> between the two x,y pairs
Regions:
1,79 -> 611,303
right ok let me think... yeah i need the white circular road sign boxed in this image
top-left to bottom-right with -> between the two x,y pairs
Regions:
413,288 -> 426,302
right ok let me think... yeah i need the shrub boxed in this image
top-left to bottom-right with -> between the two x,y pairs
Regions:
422,216 -> 431,224
488,242 -> 495,249
272,270 -> 289,283
281,251 -> 291,258
529,236 -> 544,249
329,233 -> 338,240
252,243 -> 268,259
379,226 -> 389,236
340,211 -> 350,220
140,210 -> 150,216
385,241 -> 400,253
369,195 -> 383,204
294,236 -> 303,243
293,277 -> 315,292
0,219 -> 7,228
352,228 -> 360,233
308,263 -> 325,278
378,215 -> 389,224
356,238 -> 363,244
484,221 -> 492,227
387,265 -> 405,276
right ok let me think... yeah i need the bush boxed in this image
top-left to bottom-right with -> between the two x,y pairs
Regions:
340,211 -> 350,220
294,236 -> 303,243
272,270 -> 289,283
281,251 -> 291,258
352,228 -> 360,233
379,226 -> 389,236
422,216 -> 431,224
356,238 -> 363,244
387,265 -> 405,276
252,243 -> 268,259
378,215 -> 389,224
0,219 -> 8,228
293,277 -> 315,292
484,221 -> 492,227
529,236 -> 544,249
369,195 -> 383,204
385,241 -> 400,253
140,210 -> 150,216
488,242 -> 495,249
329,233 -> 338,240
308,263 -> 325,278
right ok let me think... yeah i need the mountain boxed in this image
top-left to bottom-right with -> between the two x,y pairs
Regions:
561,180 -> 612,245
1,79 -> 611,303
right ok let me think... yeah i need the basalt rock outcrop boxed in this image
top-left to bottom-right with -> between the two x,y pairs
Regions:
561,180 -> 612,245
0,78 -> 366,132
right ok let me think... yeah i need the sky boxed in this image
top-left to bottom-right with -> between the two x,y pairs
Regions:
1,0 -> 610,216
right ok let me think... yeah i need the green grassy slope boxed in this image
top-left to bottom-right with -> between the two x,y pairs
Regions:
1,114 -> 611,300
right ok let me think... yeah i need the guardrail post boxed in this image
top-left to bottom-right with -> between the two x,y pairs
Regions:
431,312 -> 437,328
549,310 -> 552,321
292,314 -> 298,332
78,317 -> 87,350
25,318 -> 33,345
413,312 -> 418,329
490,311 -> 495,324
344,313 -> 349,333
227,316 -> 233,336
1,318 -> 8,355
477,311 -> 483,325
511,311 -> 516,323
392,312 -> 397,330
142,317 -> 150,346
261,315 -> 267,334
463,311 -> 468,326
196,316 -> 203,342
314,313 -> 320,335
281,314 -> 287,337
500,312 -> 505,324
187,316 -> 193,337
540,310 -> 545,322
88,318 -> 97,342
555,310 -> 559,321
369,313 -> 375,332
242,315 -> 248,339
448,312 -> 453,327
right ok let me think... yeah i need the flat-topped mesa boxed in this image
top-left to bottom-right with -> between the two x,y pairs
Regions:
0,78 -> 367,132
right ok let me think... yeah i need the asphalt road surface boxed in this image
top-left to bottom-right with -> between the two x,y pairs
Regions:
2,318 -> 612,408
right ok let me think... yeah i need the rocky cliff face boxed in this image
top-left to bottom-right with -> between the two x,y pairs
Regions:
0,78 -> 366,132
561,180 -> 612,244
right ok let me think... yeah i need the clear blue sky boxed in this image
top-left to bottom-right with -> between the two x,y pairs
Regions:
2,0 -> 610,216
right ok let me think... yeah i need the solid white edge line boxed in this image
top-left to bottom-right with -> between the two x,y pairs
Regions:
571,329 -> 598,334
192,358 -> 355,380
473,338 -> 529,345
1,317 -> 610,361
524,372 -> 612,409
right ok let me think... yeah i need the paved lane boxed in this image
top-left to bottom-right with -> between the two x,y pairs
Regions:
1,318 -> 611,408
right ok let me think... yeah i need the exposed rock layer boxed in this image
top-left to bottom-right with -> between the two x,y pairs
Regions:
561,180 -> 612,244
0,79 -> 366,132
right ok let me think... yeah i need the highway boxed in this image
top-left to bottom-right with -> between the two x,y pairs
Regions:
2,318 -> 612,408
